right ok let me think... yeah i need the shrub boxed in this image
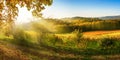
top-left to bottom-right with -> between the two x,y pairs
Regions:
65,41 -> 76,47
12,28 -> 34,47
39,34 -> 60,46
48,35 -> 58,45
100,38 -> 115,49
72,29 -> 82,44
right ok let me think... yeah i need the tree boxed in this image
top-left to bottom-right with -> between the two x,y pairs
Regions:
0,0 -> 53,34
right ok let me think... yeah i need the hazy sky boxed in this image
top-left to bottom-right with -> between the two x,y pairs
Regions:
42,0 -> 120,18
17,0 -> 120,23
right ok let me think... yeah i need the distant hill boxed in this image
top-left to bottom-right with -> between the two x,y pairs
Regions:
62,16 -> 96,20
62,15 -> 120,20
71,15 -> 120,20
99,15 -> 120,20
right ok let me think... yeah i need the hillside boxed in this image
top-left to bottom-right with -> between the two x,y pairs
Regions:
99,15 -> 120,20
1,18 -> 120,60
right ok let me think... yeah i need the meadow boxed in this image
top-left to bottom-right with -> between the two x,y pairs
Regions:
0,17 -> 120,60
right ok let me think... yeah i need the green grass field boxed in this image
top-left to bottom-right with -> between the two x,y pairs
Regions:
1,18 -> 120,60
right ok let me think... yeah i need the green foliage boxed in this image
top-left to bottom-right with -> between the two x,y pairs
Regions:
65,40 -> 76,47
73,29 -> 82,43
12,28 -> 34,47
1,18 -> 120,60
86,41 -> 99,49
100,38 -> 116,49
45,34 -> 58,45
39,34 -> 63,46
0,0 -> 53,20
0,0 -> 53,35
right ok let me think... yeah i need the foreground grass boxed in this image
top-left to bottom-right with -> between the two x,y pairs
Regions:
0,40 -> 29,60
1,29 -> 120,60
1,39 -> 120,60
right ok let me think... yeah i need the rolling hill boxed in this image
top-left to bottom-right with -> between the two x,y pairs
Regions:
99,15 -> 120,20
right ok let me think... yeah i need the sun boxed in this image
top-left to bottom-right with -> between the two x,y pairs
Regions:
16,6 -> 33,24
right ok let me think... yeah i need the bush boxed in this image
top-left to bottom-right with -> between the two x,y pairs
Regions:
65,41 -> 76,47
39,34 -> 61,46
100,38 -> 115,49
12,28 -> 34,47
72,29 -> 82,45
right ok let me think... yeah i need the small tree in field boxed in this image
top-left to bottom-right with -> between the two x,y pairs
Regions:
0,0 -> 53,35
72,29 -> 83,47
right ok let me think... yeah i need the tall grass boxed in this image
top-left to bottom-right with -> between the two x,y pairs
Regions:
12,27 -> 36,47
1,18 -> 120,60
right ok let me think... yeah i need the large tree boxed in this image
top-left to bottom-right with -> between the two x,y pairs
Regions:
0,0 -> 53,34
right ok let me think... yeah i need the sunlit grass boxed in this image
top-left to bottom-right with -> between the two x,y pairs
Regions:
0,33 -> 13,40
82,30 -> 120,40
1,18 -> 120,60
24,31 -> 39,43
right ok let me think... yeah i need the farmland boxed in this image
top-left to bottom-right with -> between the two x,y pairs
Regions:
1,17 -> 120,60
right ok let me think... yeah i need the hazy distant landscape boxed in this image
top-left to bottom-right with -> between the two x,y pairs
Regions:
1,17 -> 120,60
100,15 -> 120,19
1,0 -> 120,60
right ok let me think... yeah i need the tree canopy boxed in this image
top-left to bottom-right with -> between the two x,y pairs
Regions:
0,0 -> 53,34
0,0 -> 53,25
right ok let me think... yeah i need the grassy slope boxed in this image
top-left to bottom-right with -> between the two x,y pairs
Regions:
56,30 -> 120,40
1,30 -> 120,60
0,39 -> 81,60
1,18 -> 120,60
83,30 -> 120,40
1,41 -> 120,60
0,40 -> 29,60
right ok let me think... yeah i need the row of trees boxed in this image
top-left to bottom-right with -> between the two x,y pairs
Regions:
44,18 -> 120,33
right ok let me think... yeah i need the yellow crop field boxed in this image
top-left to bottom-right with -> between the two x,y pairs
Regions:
83,30 -> 120,40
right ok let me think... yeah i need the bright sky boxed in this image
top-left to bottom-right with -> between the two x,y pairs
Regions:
42,0 -> 120,18
17,0 -> 120,23
16,6 -> 33,24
